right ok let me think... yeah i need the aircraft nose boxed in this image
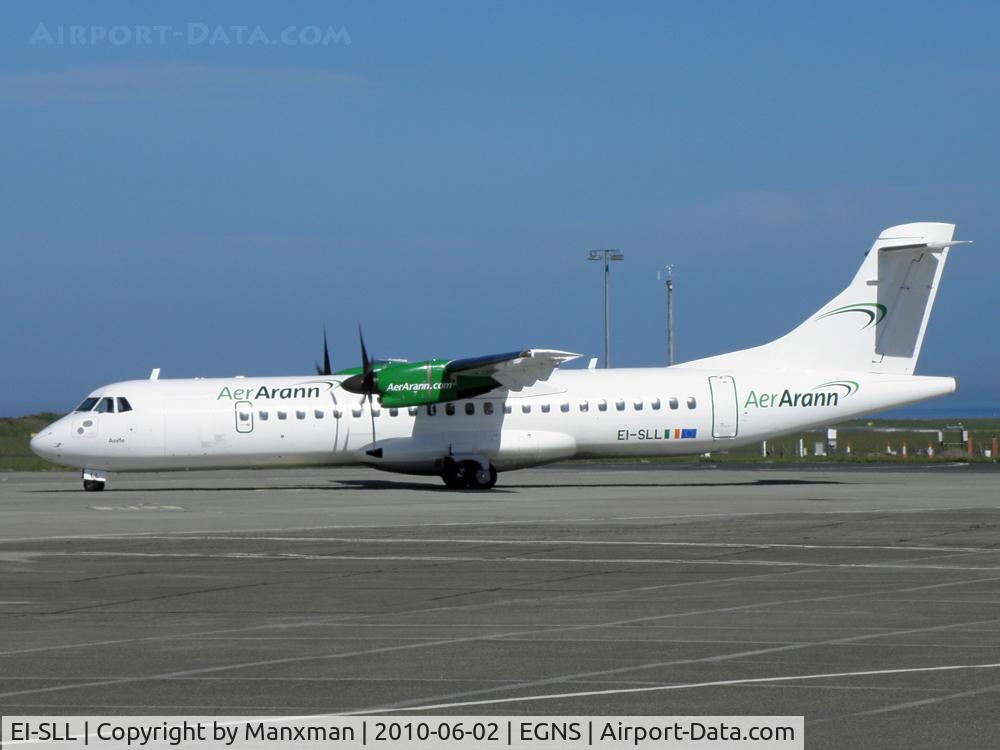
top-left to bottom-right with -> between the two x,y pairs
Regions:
30,428 -> 59,460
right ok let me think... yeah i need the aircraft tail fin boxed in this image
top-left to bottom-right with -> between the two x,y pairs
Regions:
680,222 -> 966,374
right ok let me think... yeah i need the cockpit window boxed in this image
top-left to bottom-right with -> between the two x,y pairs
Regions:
116,397 -> 133,413
95,397 -> 115,413
75,397 -> 100,412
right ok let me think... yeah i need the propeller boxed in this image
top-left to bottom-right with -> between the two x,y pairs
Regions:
341,326 -> 379,447
315,328 -> 332,376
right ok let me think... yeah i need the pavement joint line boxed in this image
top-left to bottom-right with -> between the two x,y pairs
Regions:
3,573 -> 998,702
26,550 -> 1000,572
0,515 -> 753,543
340,662 -> 1000,715
95,535 -> 1000,554
810,680 -> 1000,723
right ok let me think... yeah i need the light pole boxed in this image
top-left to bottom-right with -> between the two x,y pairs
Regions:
657,265 -> 675,365
587,249 -> 624,368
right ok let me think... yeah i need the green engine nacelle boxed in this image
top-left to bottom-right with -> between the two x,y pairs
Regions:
352,360 -> 497,408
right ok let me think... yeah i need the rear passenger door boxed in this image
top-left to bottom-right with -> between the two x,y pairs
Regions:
708,375 -> 739,439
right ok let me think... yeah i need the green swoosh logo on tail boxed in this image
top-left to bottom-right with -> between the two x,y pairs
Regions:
812,380 -> 860,397
816,303 -> 887,330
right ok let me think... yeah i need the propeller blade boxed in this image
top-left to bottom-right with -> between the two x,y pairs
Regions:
315,328 -> 333,376
321,329 -> 332,376
342,326 -> 380,396
359,325 -> 371,375
357,325 -> 379,395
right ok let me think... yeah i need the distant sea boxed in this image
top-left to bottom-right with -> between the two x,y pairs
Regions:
874,399 -> 999,419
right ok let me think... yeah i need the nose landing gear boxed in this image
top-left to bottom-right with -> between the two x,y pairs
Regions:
82,468 -> 107,492
440,458 -> 498,490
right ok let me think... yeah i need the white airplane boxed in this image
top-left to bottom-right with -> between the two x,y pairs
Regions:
31,222 -> 967,491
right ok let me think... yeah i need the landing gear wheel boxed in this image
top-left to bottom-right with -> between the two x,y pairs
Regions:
441,469 -> 468,489
441,460 -> 472,489
467,463 -> 498,490
440,460 -> 497,490
82,480 -> 105,492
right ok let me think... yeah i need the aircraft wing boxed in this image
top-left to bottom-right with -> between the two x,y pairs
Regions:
445,349 -> 581,390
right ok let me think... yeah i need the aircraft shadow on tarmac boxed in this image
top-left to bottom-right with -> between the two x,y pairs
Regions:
29,481 -> 516,494
28,478 -> 841,494
331,478 -> 517,492
506,478 -> 844,489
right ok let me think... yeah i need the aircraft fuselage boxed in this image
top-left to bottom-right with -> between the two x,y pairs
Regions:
31,367 -> 956,475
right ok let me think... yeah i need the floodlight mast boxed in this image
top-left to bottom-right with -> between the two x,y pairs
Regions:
658,265 -> 675,365
587,249 -> 624,368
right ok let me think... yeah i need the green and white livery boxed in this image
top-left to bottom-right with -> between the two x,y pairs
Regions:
32,222 -> 967,491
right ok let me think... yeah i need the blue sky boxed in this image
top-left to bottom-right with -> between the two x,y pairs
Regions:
1,1 -> 998,416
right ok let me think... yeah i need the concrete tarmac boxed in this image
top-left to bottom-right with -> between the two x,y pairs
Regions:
2,463 -> 1000,749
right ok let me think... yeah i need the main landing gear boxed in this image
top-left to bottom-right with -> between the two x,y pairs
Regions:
441,459 -> 498,490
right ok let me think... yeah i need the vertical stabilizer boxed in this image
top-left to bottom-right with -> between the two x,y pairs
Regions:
679,223 -> 965,374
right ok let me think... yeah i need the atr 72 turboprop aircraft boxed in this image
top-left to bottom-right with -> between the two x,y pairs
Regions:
32,222 -> 967,491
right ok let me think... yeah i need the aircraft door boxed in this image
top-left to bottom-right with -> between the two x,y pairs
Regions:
708,375 -> 739,439
331,391 -> 349,452
235,400 -> 254,433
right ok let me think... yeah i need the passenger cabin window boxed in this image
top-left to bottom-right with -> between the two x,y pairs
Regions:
314,409 -> 325,419
372,406 -> 381,418
96,397 -> 114,413
239,411 -> 250,422
259,410 -> 269,420
579,401 -> 589,412
615,399 -> 625,411
651,398 -> 661,410
465,403 -> 475,415
426,404 -> 437,416
408,406 -> 418,416
333,408 -> 343,419
687,397 -> 697,409
483,402 -> 494,415
669,397 -> 679,410
597,400 -> 608,412
504,404 -> 512,414
633,400 -> 643,411
541,403 -> 550,413
296,410 -> 306,420
351,407 -> 362,418
116,397 -> 133,413
389,408 -> 399,417
560,402 -> 570,413
445,403 -> 456,416
521,404 -> 531,414
277,411 -> 288,420
75,397 -> 99,412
